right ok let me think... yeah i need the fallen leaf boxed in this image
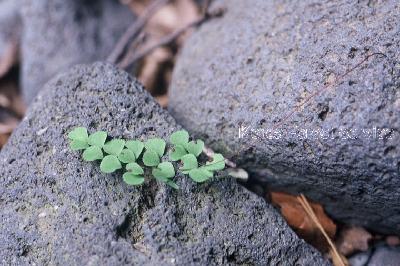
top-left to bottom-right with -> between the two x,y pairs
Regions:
335,226 -> 372,256
270,191 -> 337,252
126,0 -> 200,98
0,40 -> 18,78
0,132 -> 10,148
329,249 -> 349,266
386,236 -> 400,247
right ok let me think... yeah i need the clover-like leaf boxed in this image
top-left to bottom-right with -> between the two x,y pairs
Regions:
100,155 -> 122,173
166,180 -> 179,190
188,168 -> 213,183
170,130 -> 189,147
82,146 -> 103,161
126,140 -> 144,159
126,162 -> 144,175
118,149 -> 136,164
68,127 -> 88,141
103,139 -> 125,155
152,162 -> 175,181
122,172 -> 144,185
70,139 -> 89,151
142,150 -> 160,167
186,140 -> 204,157
169,144 -> 187,161
203,153 -> 225,171
180,154 -> 198,173
88,131 -> 107,147
145,138 -> 166,157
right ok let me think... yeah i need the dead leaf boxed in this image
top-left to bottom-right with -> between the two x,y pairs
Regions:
335,226 -> 372,256
0,79 -> 26,117
329,249 -> 349,266
155,94 -> 169,107
0,132 -> 10,148
386,236 -> 400,247
270,191 -> 336,252
0,40 -> 18,78
126,0 -> 200,100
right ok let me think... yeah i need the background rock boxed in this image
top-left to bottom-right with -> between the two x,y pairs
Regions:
0,0 -> 20,77
0,62 -> 327,265
20,0 -> 134,103
367,245 -> 400,266
169,0 -> 400,234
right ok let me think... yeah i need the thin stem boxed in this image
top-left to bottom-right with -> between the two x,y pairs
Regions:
119,16 -> 205,69
297,194 -> 347,266
118,2 -> 223,69
107,0 -> 170,64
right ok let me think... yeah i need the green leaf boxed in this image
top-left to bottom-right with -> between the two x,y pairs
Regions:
152,162 -> 175,181
125,140 -> 144,159
122,172 -> 144,185
70,139 -> 89,151
203,153 -> 225,171
186,140 -> 204,157
126,162 -> 144,175
88,131 -> 107,147
68,127 -> 88,141
100,155 -> 122,173
142,150 -> 160,167
82,146 -> 103,161
103,139 -> 125,155
169,144 -> 187,161
118,149 -> 136,163
145,138 -> 166,157
170,130 -> 189,146
180,154 -> 198,173
166,180 -> 179,190
188,168 -> 213,183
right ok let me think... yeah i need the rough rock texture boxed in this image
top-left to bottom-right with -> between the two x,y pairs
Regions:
0,63 -> 327,265
20,0 -> 134,103
368,245 -> 400,266
169,0 -> 400,234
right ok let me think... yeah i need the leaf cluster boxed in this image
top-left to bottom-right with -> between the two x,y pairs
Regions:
68,127 -> 226,189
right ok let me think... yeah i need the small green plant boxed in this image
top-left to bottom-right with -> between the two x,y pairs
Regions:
68,127 -> 226,189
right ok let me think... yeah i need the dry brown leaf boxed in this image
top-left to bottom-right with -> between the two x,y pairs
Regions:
155,94 -> 169,107
270,191 -> 336,252
329,249 -> 349,266
0,132 -> 10,148
0,79 -> 26,117
335,226 -> 372,256
386,235 -> 400,247
138,47 -> 172,94
0,40 -> 18,78
126,0 -> 200,100
296,194 -> 346,266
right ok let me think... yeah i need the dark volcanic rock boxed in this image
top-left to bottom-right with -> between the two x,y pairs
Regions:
367,245 -> 400,266
0,63 -> 327,265
169,0 -> 400,234
20,0 -> 134,103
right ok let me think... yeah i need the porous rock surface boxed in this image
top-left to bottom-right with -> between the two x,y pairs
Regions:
0,63 -> 327,265
20,0 -> 134,102
169,0 -> 400,234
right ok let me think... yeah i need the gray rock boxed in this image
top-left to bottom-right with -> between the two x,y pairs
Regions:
20,0 -> 134,103
0,62 -> 327,265
169,0 -> 400,234
348,251 -> 372,266
367,246 -> 400,266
